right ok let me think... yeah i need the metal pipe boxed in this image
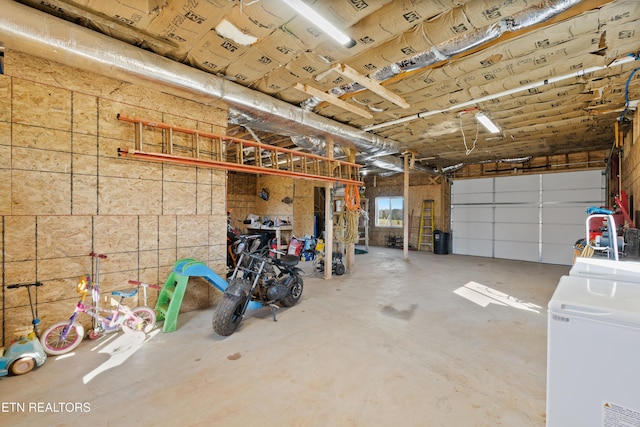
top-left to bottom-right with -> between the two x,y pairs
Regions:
0,0 -> 398,158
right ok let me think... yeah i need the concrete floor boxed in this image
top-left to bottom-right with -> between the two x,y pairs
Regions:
0,248 -> 570,426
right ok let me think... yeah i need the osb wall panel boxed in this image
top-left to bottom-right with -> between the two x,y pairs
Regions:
227,173 -> 258,230
293,179 -> 316,238
363,174 -> 448,249
256,175 -> 295,223
0,51 -> 229,345
11,79 -> 71,131
0,75 -> 10,122
226,173 -> 316,238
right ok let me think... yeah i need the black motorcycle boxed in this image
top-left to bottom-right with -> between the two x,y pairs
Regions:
213,247 -> 304,336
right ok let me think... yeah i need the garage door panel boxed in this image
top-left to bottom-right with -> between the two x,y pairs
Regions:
451,192 -> 493,204
495,205 -> 539,223
452,222 -> 493,239
542,205 -> 590,224
495,223 -> 538,242
542,243 -> 574,265
543,188 -> 603,203
542,170 -> 604,191
495,174 -> 539,192
453,178 -> 494,194
452,237 -> 492,257
495,241 -> 538,262
451,170 -> 604,265
451,206 -> 493,222
495,191 -> 539,203
543,223 -> 584,244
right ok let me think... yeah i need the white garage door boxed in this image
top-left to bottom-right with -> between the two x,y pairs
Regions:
451,170 -> 605,265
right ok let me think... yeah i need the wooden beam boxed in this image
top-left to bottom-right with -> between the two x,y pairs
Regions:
331,63 -> 410,109
293,82 -> 373,119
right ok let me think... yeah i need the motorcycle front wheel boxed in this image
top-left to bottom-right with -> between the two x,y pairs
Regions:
212,293 -> 247,336
280,275 -> 303,307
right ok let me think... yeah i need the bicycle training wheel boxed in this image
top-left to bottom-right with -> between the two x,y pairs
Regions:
40,322 -> 85,355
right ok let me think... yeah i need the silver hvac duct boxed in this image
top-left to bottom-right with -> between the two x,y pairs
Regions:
0,0 -> 397,159
0,0 -> 584,173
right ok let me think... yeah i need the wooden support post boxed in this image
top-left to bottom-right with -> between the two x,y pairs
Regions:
325,138 -> 334,280
403,154 -> 410,261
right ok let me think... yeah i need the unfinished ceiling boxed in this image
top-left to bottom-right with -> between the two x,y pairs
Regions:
2,0 -> 639,175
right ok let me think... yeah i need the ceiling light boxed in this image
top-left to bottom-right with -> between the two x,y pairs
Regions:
364,54 -> 639,132
475,112 -> 500,133
281,0 -> 356,48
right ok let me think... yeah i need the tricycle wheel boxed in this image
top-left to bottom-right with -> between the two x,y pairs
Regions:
10,357 -> 35,375
212,293 -> 247,336
87,329 -> 102,340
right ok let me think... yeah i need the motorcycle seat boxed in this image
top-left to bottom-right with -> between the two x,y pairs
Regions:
277,255 -> 299,267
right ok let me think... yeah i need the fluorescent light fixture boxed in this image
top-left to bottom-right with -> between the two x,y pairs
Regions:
281,0 -> 356,48
475,112 -> 500,133
364,54 -> 639,132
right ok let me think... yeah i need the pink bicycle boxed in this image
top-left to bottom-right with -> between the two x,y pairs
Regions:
40,253 -> 156,356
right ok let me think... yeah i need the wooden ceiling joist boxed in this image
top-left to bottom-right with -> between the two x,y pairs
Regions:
331,63 -> 410,109
293,82 -> 373,119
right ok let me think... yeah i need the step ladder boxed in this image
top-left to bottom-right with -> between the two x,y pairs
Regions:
155,258 -> 195,333
418,200 -> 435,251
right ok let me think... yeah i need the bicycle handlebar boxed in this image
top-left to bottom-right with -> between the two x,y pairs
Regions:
89,252 -> 108,259
7,282 -> 43,289
128,280 -> 162,290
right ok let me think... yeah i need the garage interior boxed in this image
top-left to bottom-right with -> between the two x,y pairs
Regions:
0,0 -> 639,425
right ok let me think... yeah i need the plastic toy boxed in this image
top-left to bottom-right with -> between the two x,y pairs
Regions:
40,253 -> 156,355
0,326 -> 47,376
1,282 -> 47,376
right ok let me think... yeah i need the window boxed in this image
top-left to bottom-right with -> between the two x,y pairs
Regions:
375,196 -> 403,227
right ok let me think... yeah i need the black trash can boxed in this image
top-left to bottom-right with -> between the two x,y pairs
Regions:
434,230 -> 449,255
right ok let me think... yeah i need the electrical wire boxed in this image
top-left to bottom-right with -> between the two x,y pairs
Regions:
334,185 -> 361,244
617,63 -> 640,122
459,113 -> 480,155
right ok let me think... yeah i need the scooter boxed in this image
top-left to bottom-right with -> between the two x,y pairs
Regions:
0,282 -> 47,376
